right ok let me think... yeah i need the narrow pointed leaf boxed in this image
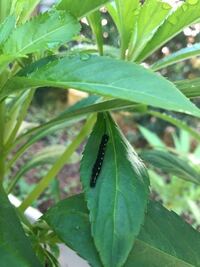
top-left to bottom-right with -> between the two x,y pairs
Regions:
175,78 -> 200,98
80,113 -> 149,267
44,193 -> 200,267
137,0 -> 200,62
0,185 -> 42,267
138,125 -> 166,149
2,10 -> 80,57
140,150 -> 200,184
147,110 -> 200,142
152,43 -> 200,71
2,55 -> 200,117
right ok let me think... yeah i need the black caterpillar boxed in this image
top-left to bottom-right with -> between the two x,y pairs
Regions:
90,134 -> 109,188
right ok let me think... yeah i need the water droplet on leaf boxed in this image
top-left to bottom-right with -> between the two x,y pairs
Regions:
133,9 -> 140,16
47,41 -> 61,49
187,0 -> 198,5
182,4 -> 188,11
80,53 -> 91,61
162,3 -> 171,10
168,16 -> 177,25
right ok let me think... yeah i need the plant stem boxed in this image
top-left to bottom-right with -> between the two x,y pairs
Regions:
5,89 -> 35,150
19,114 -> 96,212
0,101 -> 5,183
120,38 -> 126,60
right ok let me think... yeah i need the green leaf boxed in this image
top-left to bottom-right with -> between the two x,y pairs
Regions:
44,194 -> 103,267
2,10 -> 80,57
0,15 -> 15,46
0,185 -> 42,267
56,0 -> 109,19
128,0 -> 172,61
137,0 -> 200,62
148,110 -> 200,142
12,0 -> 41,23
138,125 -> 166,149
172,129 -> 190,154
140,150 -> 200,184
2,55 -> 200,117
126,200 -> 200,267
44,193 -> 200,267
152,43 -> 200,71
87,10 -> 104,55
175,78 -> 200,98
0,0 -> 12,23
107,0 -> 140,59
80,113 -> 149,267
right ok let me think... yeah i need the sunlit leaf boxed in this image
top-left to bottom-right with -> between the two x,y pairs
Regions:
138,0 -> 200,61
152,43 -> 200,71
128,0 -> 172,61
2,10 -> 80,57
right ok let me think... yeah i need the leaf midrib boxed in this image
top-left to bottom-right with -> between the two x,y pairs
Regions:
134,239 -> 195,267
107,115 -> 119,266
18,24 -> 68,55
11,77 -> 194,112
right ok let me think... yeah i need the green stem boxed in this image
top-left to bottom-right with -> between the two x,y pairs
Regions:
0,101 -> 5,183
19,114 -> 96,212
5,89 -> 35,150
6,171 -> 23,194
120,38 -> 126,60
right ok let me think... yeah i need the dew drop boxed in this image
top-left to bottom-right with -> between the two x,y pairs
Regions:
47,41 -> 61,49
133,9 -> 140,16
187,0 -> 198,5
182,4 -> 188,11
68,53 -> 77,59
168,16 -> 177,25
80,53 -> 91,61
162,3 -> 171,10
